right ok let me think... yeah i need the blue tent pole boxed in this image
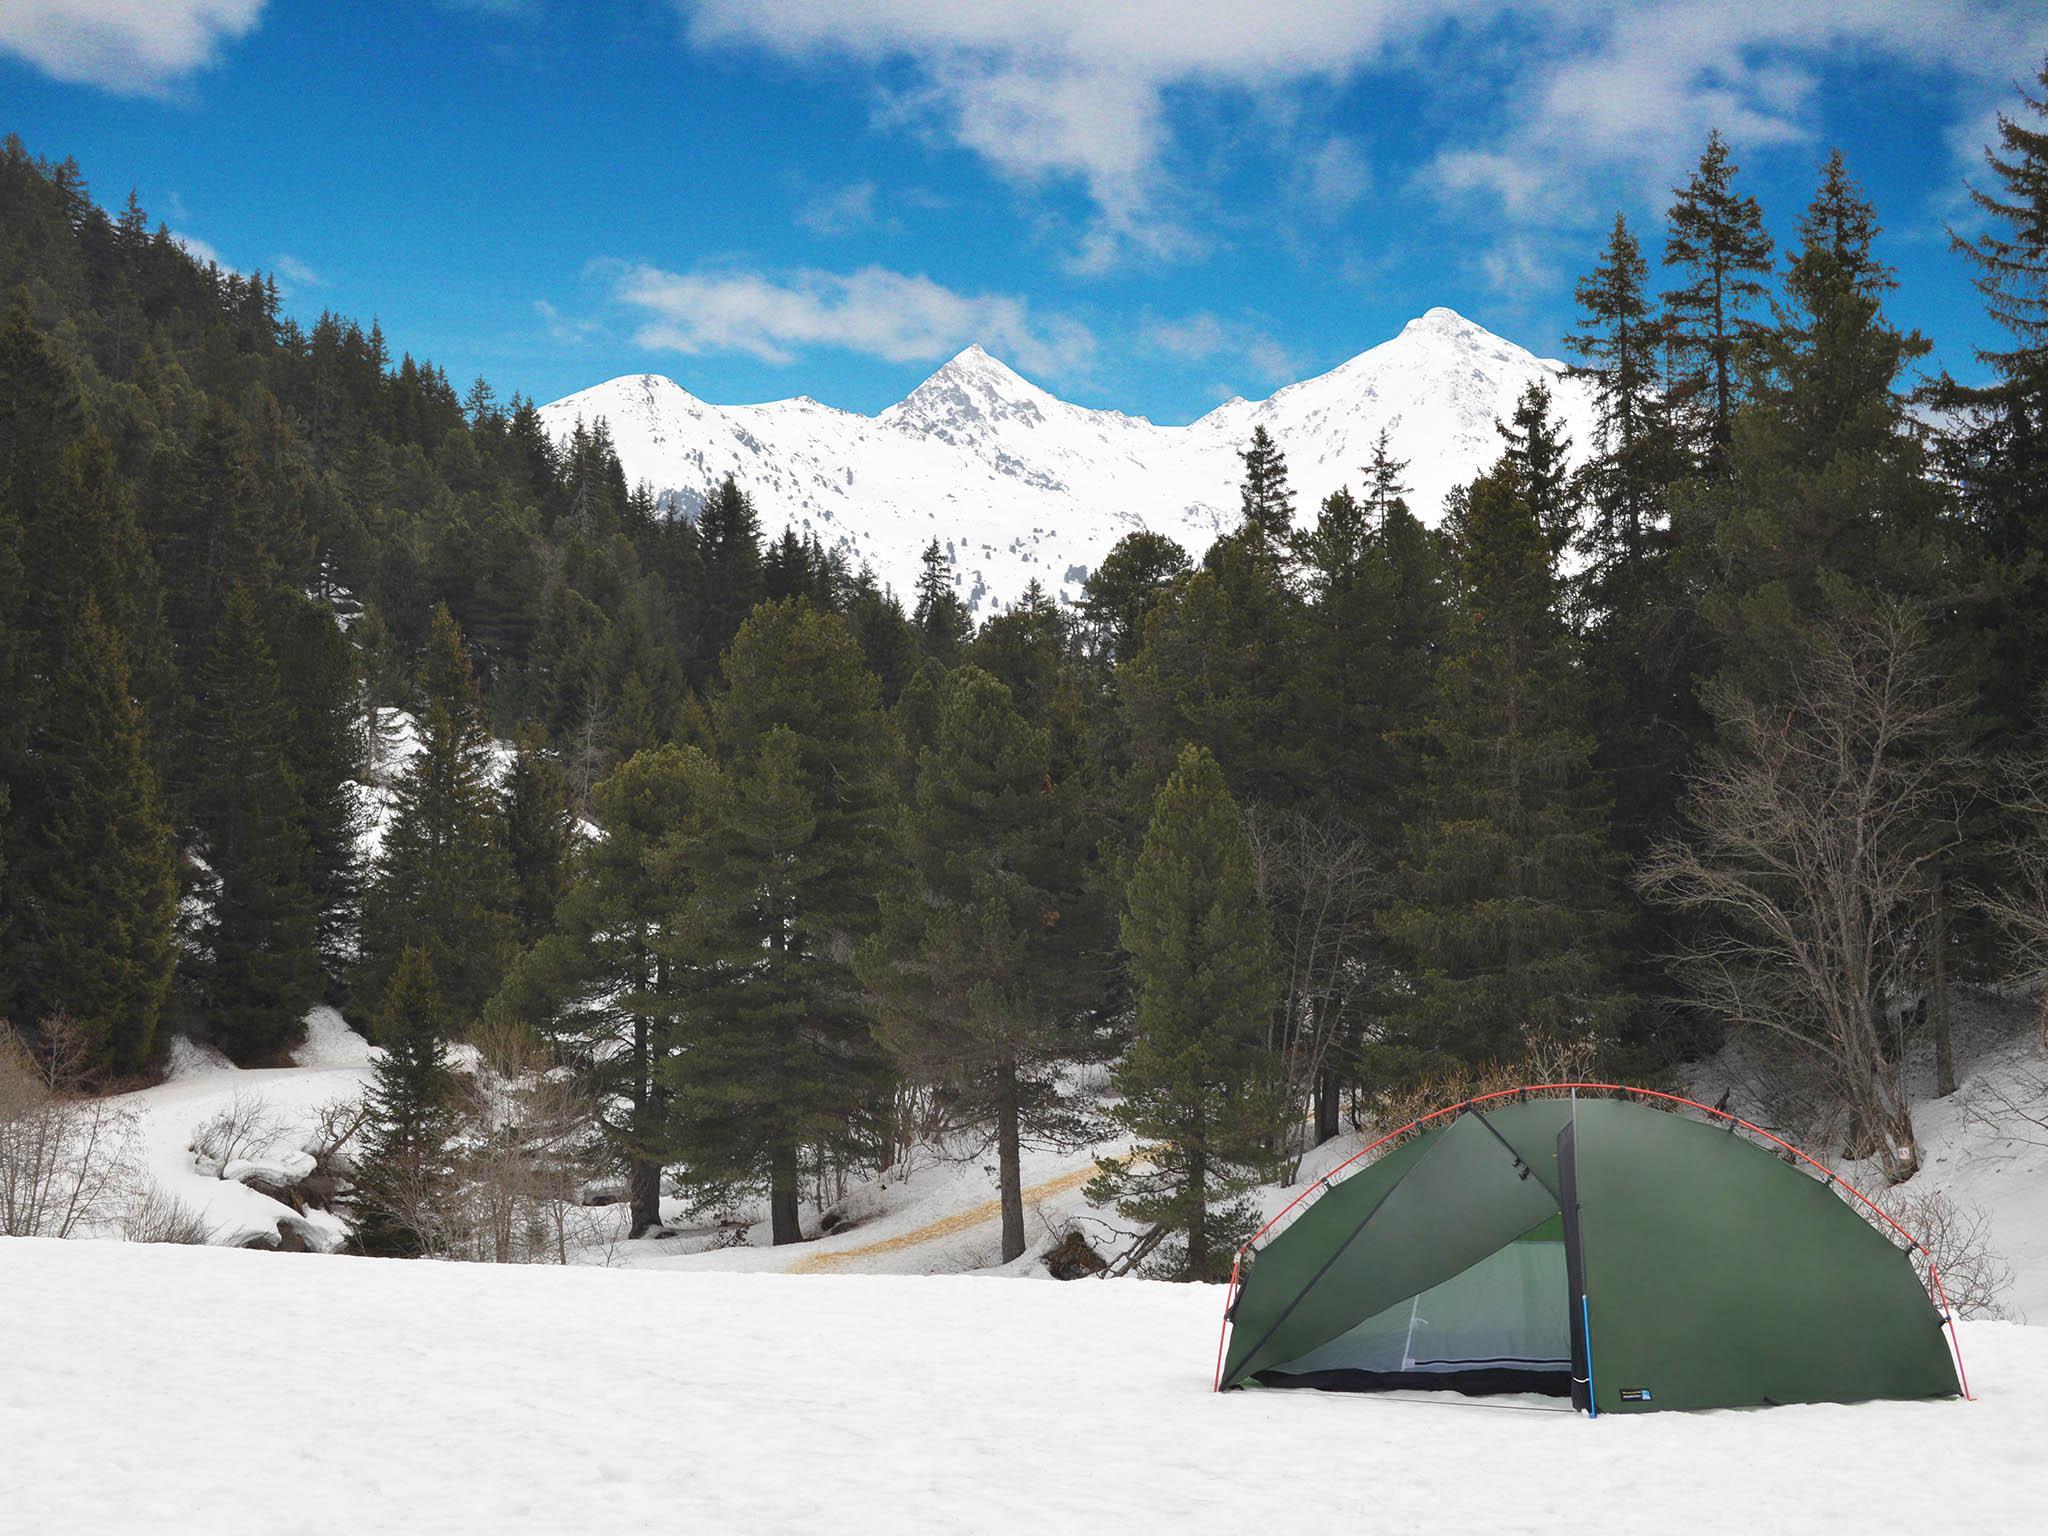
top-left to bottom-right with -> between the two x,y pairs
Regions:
1581,1295 -> 1597,1419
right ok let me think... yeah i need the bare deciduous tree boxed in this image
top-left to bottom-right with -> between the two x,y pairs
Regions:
0,1017 -> 141,1239
1971,739 -> 2048,1051
1246,806 -> 1382,1171
1639,602 -> 1965,1183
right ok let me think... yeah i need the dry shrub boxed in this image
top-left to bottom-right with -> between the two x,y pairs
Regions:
1862,1184 -> 2016,1322
189,1091 -> 290,1177
123,1185 -> 214,1245
0,1017 -> 140,1238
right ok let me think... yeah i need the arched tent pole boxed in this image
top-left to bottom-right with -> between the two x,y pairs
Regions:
1210,1082 -> 1974,1401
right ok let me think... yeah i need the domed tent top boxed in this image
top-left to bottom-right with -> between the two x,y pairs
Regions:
1213,1087 -> 1969,1414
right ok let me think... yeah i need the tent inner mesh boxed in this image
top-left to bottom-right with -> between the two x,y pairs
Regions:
1254,1219 -> 1571,1396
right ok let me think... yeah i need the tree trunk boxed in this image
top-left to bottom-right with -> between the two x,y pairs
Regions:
1933,867 -> 1956,1098
996,1057 -> 1025,1264
1185,1144 -> 1208,1282
628,1155 -> 662,1239
1313,1062 -> 1340,1146
769,1136 -> 802,1245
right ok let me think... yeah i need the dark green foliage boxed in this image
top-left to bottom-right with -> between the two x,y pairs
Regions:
859,664 -> 1109,1261
1383,427 -> 1633,1076
186,586 -> 322,1060
913,537 -> 970,659
15,599 -> 179,1075
695,474 -> 765,669
1077,530 -> 1191,662
353,944 -> 456,1257
1088,744 -> 1279,1280
1236,425 -> 1296,555
357,606 -> 516,1028
491,743 -> 720,1236
667,600 -> 897,1243
502,723 -> 576,946
1664,130 -> 1775,462
270,592 -> 365,985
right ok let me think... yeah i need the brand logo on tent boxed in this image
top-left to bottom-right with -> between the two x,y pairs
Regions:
1619,1388 -> 1653,1402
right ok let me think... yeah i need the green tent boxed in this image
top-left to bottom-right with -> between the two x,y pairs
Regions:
1216,1094 -> 1963,1413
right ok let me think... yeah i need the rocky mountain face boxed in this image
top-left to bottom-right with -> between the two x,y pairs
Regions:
539,308 -> 1598,614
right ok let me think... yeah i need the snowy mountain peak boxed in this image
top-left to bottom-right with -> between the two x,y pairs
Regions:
538,309 -> 1598,613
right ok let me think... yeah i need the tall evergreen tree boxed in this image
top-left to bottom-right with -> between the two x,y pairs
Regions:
669,601 -> 897,1244
1383,457 -> 1632,1075
187,585 -> 321,1060
17,598 -> 178,1075
859,665 -> 1106,1262
1076,530 -> 1191,662
1664,130 -> 1775,464
1236,425 -> 1296,556
270,592 -> 365,985
358,605 -> 516,1026
353,944 -> 456,1257
695,474 -> 765,669
912,537 -> 970,659
1087,744 -> 1279,1280
502,723 -> 576,946
491,743 -> 720,1237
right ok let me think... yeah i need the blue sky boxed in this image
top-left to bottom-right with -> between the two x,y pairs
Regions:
4,1 -> 2044,423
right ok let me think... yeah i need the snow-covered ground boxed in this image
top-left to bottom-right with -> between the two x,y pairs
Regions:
4,1236 -> 2041,1535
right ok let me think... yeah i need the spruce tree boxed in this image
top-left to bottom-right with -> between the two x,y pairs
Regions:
858,665 -> 1105,1262
358,605 -> 516,1027
1664,130 -> 1775,464
270,592 -> 366,986
912,537 -> 970,659
1383,457 -> 1632,1076
1939,54 -> 2048,732
669,600 -> 897,1243
695,474 -> 765,668
491,743 -> 720,1236
502,723 -> 576,946
188,586 -> 322,1061
1236,425 -> 1296,556
1087,744 -> 1279,1281
353,944 -> 456,1257
1076,530 -> 1190,662
20,598 -> 178,1075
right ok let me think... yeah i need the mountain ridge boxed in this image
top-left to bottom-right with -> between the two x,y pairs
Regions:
539,308 -> 1598,613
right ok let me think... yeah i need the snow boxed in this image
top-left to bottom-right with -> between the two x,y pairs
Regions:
115,1009 -> 377,1251
4,1235 -> 2041,1534
539,307 -> 1599,614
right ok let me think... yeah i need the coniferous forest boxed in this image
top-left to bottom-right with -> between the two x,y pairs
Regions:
10,56 -> 2048,1282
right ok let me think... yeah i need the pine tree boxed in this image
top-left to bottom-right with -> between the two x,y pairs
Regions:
1359,427 -> 1411,533
358,605 -> 516,1026
1496,381 -> 1579,563
1664,130 -> 1775,464
669,600 -> 897,1243
695,474 -> 765,668
912,537 -> 970,659
1383,458 -> 1633,1076
270,592 -> 366,986
188,586 -> 322,1061
491,743 -> 720,1236
1076,531 -> 1191,662
1939,54 -> 2048,732
1567,213 -> 1677,584
353,944 -> 456,1257
1087,744 -> 1279,1280
502,723 -> 577,946
19,598 -> 178,1075
859,665 -> 1106,1262
1236,425 -> 1296,556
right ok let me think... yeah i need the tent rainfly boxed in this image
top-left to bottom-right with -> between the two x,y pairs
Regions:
1213,1088 -> 1968,1414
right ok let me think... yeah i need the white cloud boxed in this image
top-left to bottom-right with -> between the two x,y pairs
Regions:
1142,311 -> 1298,385
0,0 -> 265,96
171,230 -> 238,274
274,254 -> 325,289
535,299 -> 605,345
798,180 -> 880,236
679,1 -> 2048,257
609,261 -> 1097,379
